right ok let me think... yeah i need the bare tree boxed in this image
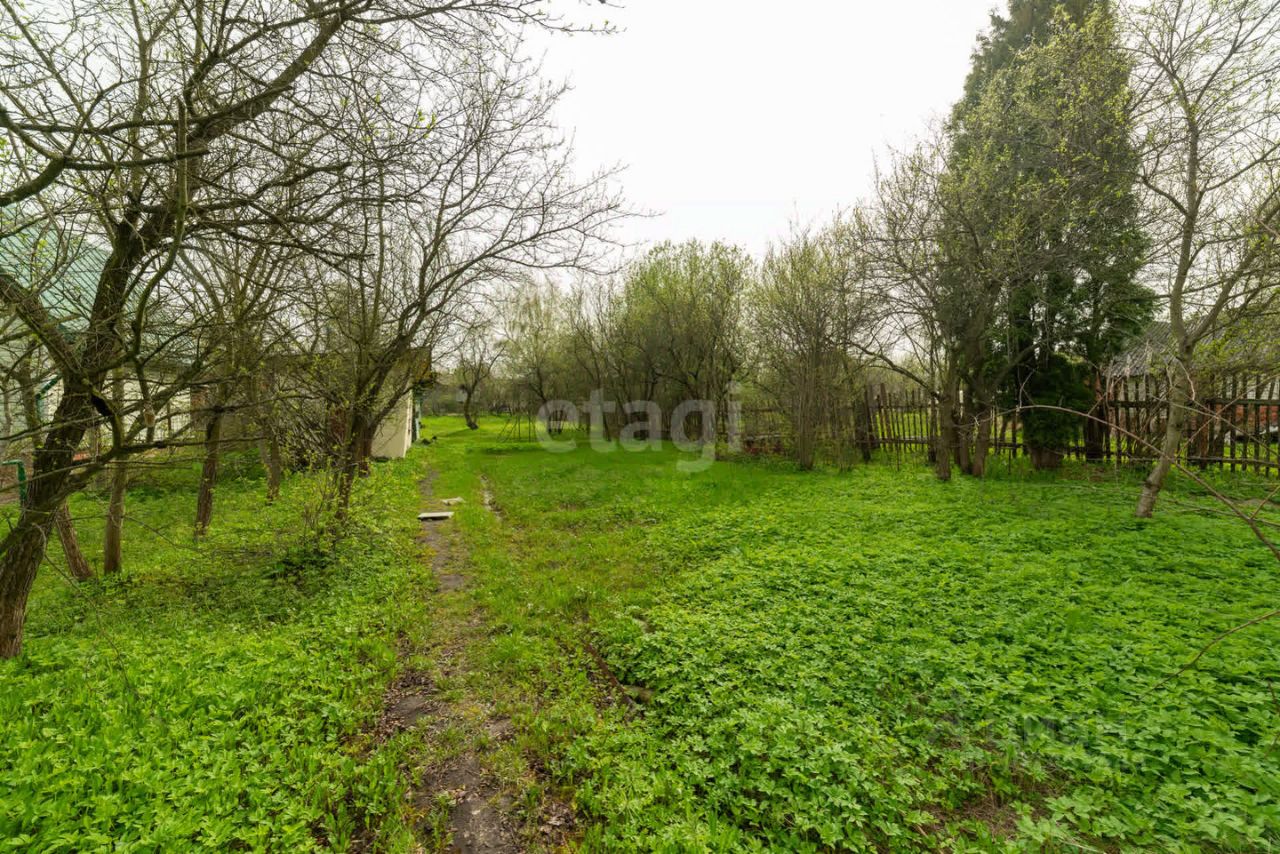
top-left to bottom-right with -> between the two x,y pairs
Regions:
0,0 -> 594,657
455,313 -> 504,430
860,137 -> 977,480
565,278 -> 617,436
181,231 -> 301,538
1127,0 -> 1280,516
291,44 -> 622,515
504,280 -> 575,427
753,223 -> 871,470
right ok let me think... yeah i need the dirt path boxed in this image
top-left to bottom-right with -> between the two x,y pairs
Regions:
398,472 -> 521,853
366,471 -> 581,850
374,471 -> 577,853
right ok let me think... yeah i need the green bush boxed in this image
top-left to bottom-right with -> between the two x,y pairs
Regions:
1019,354 -> 1094,460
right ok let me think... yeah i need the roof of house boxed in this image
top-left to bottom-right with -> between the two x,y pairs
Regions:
1,227 -> 201,370
1107,310 -> 1280,377
0,227 -> 106,335
1105,321 -> 1173,378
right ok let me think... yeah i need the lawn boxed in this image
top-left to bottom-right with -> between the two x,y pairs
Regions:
3,418 -> 1278,852
0,451 -> 433,851
422,415 -> 1280,852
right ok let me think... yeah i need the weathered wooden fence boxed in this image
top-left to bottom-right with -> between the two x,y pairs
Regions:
740,372 -> 1280,474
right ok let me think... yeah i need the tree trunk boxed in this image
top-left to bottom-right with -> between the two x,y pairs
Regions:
0,516 -> 55,658
252,369 -> 283,502
463,390 -> 479,430
194,409 -> 225,538
18,376 -> 92,582
793,388 -> 817,471
335,410 -> 371,519
1136,368 -> 1190,518
54,502 -> 93,582
335,441 -> 360,521
358,422 -> 373,476
970,409 -> 992,478
955,418 -> 972,475
796,427 -> 816,470
259,434 -> 283,503
102,371 -> 127,574
1084,408 -> 1107,462
103,460 -> 127,574
1030,446 -> 1064,470
0,456 -> 73,657
934,386 -> 957,482
1084,375 -> 1108,462
0,375 -> 102,657
856,394 -> 873,463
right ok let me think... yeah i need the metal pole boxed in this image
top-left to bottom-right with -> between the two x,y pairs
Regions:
2,459 -> 27,504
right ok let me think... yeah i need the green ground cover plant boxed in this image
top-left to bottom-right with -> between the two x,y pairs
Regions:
424,416 -> 1280,852
5,417 -> 1278,852
0,453 -> 432,851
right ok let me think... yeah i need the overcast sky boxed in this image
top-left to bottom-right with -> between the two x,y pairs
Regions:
530,1 -> 1000,257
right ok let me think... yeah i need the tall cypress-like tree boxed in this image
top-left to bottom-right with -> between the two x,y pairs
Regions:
954,0 -> 1094,121
943,1 -> 1151,471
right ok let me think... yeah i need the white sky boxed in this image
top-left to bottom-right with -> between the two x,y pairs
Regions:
531,1 -> 1000,257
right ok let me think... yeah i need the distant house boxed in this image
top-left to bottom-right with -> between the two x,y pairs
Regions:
372,394 -> 416,459
3,231 -> 429,470
1104,322 -> 1173,384
1106,319 -> 1280,456
1107,319 -> 1280,394
0,231 -> 194,461
215,343 -> 430,465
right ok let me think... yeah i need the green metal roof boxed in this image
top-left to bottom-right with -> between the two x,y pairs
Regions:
0,227 -> 106,335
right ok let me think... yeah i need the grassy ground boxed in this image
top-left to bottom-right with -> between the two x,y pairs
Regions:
3,419 -> 1278,851
421,415 -> 1280,852
0,451 -> 434,851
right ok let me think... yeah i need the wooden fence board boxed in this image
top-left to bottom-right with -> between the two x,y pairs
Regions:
738,370 -> 1280,474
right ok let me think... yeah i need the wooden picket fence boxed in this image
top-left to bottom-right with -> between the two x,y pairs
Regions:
739,372 -> 1280,474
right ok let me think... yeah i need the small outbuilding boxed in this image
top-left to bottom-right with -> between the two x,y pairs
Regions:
372,393 -> 416,459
